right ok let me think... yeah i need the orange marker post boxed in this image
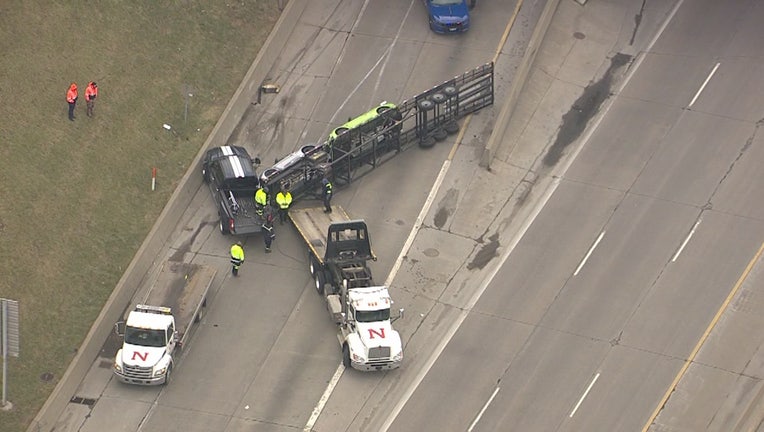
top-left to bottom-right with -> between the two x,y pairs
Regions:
151,167 -> 157,191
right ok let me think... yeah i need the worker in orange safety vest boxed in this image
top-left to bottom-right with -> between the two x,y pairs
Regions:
85,82 -> 98,117
66,83 -> 78,121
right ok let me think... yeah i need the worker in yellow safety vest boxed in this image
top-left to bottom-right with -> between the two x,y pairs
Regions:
254,186 -> 269,216
230,242 -> 245,276
275,187 -> 293,225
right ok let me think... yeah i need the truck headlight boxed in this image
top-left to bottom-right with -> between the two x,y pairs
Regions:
351,352 -> 366,362
113,363 -> 122,373
154,367 -> 167,376
393,351 -> 403,362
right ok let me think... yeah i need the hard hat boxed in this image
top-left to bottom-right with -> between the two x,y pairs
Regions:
236,241 -> 242,246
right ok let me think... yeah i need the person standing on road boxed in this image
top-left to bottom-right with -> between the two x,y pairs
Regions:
322,177 -> 332,213
262,214 -> 275,253
85,81 -> 98,117
255,186 -> 268,217
66,83 -> 78,121
230,241 -> 245,276
275,186 -> 292,225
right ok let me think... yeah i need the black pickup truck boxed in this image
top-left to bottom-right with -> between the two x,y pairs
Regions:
201,145 -> 265,235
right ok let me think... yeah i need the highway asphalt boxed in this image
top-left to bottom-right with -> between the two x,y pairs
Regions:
42,0 -> 764,431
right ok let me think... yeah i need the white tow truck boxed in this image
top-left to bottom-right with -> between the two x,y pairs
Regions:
113,262 -> 216,385
290,206 -> 403,371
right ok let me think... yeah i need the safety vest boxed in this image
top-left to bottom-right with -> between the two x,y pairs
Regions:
323,181 -> 332,196
275,191 -> 292,209
255,188 -> 268,206
262,223 -> 275,239
66,84 -> 78,103
85,82 -> 98,101
230,244 -> 244,264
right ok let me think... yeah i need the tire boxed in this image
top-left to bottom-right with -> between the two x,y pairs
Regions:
194,298 -> 207,323
431,93 -> 446,104
262,168 -> 279,180
163,364 -> 172,386
334,127 -> 349,136
314,269 -> 325,295
300,144 -> 316,155
444,120 -> 460,135
202,167 -> 209,183
219,218 -> 230,235
342,343 -> 351,368
418,99 -> 435,111
309,253 -> 319,276
433,128 -> 448,142
419,136 -> 436,149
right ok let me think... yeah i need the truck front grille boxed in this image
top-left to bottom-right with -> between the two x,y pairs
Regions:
123,364 -> 153,379
368,346 -> 391,360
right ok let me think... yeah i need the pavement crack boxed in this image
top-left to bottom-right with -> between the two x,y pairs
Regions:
630,0 -> 647,45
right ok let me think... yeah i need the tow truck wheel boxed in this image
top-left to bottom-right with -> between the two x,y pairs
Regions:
314,269 -> 325,295
219,218 -> 230,235
194,302 -> 206,323
309,254 -> 318,276
163,364 -> 172,386
342,343 -> 351,368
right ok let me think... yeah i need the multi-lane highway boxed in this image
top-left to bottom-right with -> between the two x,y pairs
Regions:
48,0 -> 764,431
341,0 -> 764,431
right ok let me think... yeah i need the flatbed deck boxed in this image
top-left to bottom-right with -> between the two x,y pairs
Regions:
289,206 -> 355,265
137,262 -> 216,342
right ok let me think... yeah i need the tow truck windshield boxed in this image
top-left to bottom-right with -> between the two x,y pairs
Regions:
124,327 -> 166,347
356,308 -> 390,323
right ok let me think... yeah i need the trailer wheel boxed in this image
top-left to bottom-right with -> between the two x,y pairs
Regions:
314,269 -> 325,295
433,128 -> 448,142
342,343 -> 351,368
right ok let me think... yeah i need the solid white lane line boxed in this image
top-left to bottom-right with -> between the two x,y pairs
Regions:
380,173 -> 566,432
303,363 -> 345,431
385,159 -> 452,286
569,373 -> 600,418
468,387 -> 501,432
688,62 -> 720,108
574,231 -> 605,276
672,218 -> 701,262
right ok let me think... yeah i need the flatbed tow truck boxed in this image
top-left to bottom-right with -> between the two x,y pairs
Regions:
290,206 -> 403,371
113,262 -> 216,385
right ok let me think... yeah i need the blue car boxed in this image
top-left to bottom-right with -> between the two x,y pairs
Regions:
426,0 -> 470,33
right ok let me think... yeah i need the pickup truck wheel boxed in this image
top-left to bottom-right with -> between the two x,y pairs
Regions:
314,269 -> 325,295
202,167 -> 209,183
219,219 -> 230,235
342,343 -> 351,368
